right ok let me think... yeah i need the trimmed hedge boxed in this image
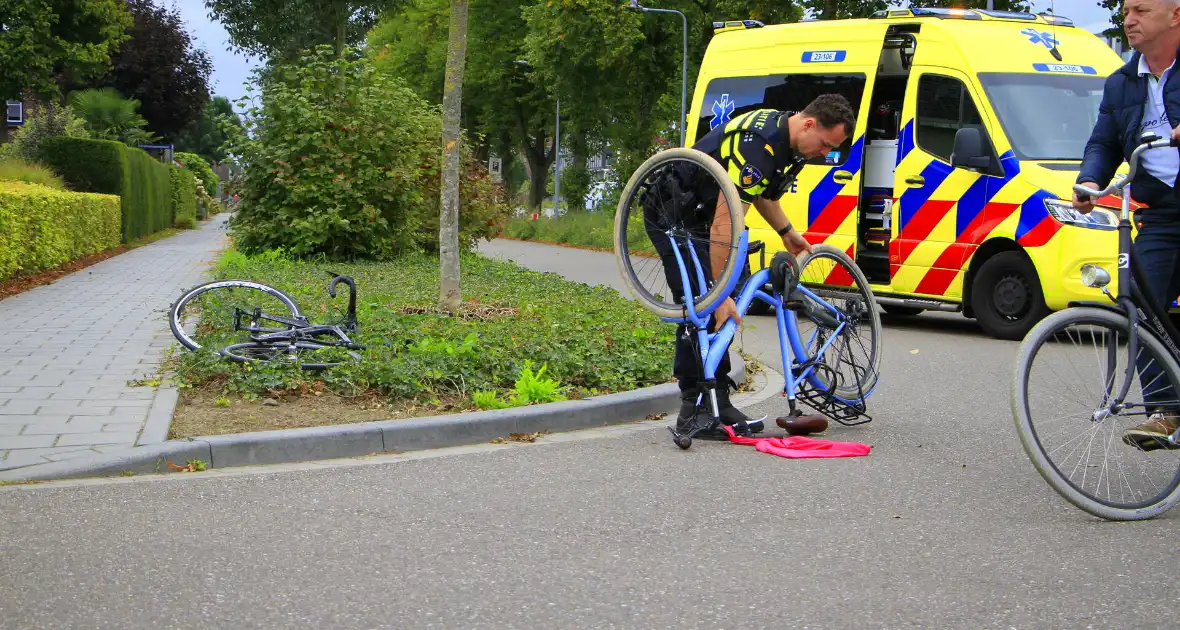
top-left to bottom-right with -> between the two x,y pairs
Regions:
0,182 -> 121,280
171,166 -> 198,229
38,137 -> 173,243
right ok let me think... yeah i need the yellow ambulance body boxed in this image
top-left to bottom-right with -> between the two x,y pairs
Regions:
688,7 -> 1129,339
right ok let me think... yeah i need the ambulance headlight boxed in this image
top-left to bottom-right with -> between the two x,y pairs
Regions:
1045,198 -> 1118,231
1081,264 -> 1111,289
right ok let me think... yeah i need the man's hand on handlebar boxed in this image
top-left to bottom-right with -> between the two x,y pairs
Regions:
1072,182 -> 1099,214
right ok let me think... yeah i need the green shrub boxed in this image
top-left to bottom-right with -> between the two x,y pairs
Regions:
0,157 -> 66,190
37,136 -> 126,195
0,182 -> 121,280
224,45 -> 508,260
38,137 -> 173,242
174,151 -> 218,194
0,103 -> 90,164
123,147 -> 172,240
170,166 -> 198,229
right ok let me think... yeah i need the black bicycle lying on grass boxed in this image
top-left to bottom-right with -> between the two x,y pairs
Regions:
169,272 -> 364,370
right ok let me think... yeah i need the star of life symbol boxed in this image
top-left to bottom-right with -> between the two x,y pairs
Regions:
710,94 -> 735,130
1021,27 -> 1059,50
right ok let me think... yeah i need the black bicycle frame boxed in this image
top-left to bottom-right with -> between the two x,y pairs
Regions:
1090,204 -> 1180,410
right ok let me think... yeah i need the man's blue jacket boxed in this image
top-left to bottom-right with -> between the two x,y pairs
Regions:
1079,50 -> 1180,207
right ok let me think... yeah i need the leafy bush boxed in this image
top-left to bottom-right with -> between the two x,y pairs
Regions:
0,102 -> 90,164
38,137 -> 173,242
0,182 -> 121,280
169,248 -> 676,405
0,157 -> 66,189
411,157 -> 510,252
223,45 -> 508,260
170,166 -> 198,229
175,151 -> 218,194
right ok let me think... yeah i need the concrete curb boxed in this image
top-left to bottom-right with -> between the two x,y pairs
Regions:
0,352 -> 746,482
138,382 -> 179,445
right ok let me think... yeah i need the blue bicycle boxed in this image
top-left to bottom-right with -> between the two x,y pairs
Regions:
613,148 -> 883,449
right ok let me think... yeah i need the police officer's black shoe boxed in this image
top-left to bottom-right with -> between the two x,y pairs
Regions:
715,381 -> 766,434
674,390 -> 729,439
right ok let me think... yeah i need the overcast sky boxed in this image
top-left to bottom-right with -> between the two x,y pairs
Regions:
172,0 -> 1115,112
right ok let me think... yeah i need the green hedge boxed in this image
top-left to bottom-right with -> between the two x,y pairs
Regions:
175,151 -> 218,194
38,137 -> 173,243
0,182 -> 121,280
170,166 -> 198,229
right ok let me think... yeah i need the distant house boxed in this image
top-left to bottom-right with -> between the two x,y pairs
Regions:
5,100 -> 23,130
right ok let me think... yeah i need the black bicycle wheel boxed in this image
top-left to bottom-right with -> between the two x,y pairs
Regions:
613,148 -> 746,320
220,341 -> 361,370
170,280 -> 303,351
1012,307 -> 1180,521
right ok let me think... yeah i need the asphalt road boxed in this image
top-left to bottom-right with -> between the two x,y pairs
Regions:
1,238 -> 1177,629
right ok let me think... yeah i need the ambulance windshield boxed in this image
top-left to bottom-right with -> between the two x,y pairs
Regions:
977,72 -> 1107,162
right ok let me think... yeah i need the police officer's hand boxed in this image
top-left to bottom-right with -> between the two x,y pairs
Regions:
782,227 -> 813,256
1171,124 -> 1180,145
1072,182 -> 1099,214
713,297 -> 742,329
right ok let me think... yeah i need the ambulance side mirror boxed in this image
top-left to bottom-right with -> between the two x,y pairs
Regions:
951,127 -> 992,172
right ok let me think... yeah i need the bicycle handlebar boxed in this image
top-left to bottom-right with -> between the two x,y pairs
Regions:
1072,136 -> 1180,200
327,273 -> 359,329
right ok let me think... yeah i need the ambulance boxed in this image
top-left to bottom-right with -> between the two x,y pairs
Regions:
688,7 -> 1130,340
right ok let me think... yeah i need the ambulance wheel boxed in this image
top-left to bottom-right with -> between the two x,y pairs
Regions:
971,251 -> 1049,341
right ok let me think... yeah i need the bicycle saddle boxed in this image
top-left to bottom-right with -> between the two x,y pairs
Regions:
770,251 -> 842,330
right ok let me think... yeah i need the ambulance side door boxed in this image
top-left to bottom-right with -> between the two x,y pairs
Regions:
891,68 -> 1004,300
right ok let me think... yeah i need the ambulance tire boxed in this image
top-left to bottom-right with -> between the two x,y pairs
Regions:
971,251 -> 1049,341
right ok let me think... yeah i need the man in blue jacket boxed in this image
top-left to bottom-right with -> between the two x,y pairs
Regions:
1075,0 -> 1180,449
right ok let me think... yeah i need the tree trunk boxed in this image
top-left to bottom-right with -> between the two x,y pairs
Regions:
439,0 -> 469,311
821,0 -> 839,19
527,168 -> 547,211
524,130 -> 556,210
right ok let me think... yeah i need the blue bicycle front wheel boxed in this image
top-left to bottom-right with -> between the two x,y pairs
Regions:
790,245 -> 883,401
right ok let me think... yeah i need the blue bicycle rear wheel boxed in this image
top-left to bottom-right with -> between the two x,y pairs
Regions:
613,148 -> 746,320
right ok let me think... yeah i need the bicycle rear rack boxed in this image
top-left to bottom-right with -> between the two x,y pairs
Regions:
791,360 -> 873,427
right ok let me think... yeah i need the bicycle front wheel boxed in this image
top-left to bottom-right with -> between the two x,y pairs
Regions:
170,280 -> 303,351
793,244 -> 883,400
1012,307 -> 1180,521
613,148 -> 746,320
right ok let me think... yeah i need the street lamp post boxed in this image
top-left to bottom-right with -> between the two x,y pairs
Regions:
627,0 -> 688,147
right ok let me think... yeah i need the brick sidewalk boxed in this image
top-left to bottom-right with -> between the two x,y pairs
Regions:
0,215 -> 230,471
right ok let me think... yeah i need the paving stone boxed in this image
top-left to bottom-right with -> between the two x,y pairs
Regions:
0,435 -> 58,449
101,422 -> 144,433
19,420 -> 109,435
0,401 -> 44,415
55,431 -> 139,447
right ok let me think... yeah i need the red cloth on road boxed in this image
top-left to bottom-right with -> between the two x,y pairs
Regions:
722,425 -> 871,459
